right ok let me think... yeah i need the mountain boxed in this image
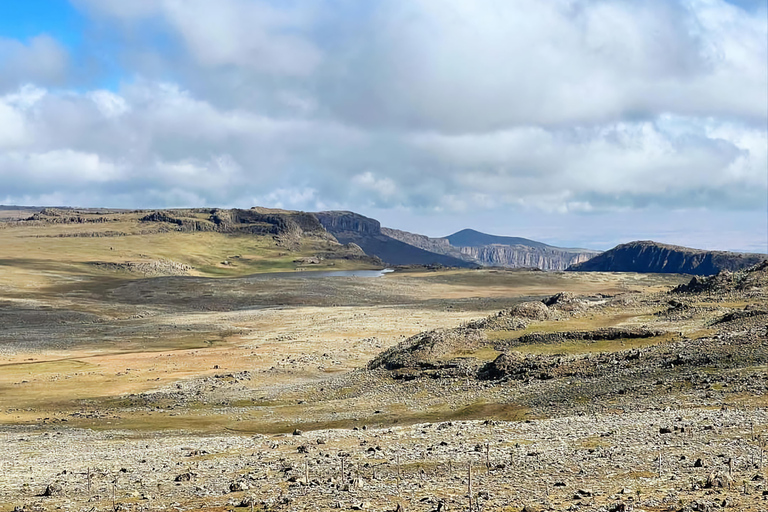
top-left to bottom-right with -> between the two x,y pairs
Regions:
383,227 -> 600,270
4,206 -> 381,276
446,229 -> 550,249
380,227 -> 476,263
568,240 -> 767,276
314,212 -> 476,267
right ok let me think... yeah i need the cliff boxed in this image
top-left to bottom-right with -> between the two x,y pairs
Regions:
569,241 -> 766,276
315,212 -> 475,267
384,227 -> 599,270
380,227 -> 476,263
458,244 -> 597,270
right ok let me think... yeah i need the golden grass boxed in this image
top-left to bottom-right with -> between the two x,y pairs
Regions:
0,220 -> 376,288
0,219 -> 695,434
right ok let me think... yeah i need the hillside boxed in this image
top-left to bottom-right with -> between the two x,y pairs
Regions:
446,228 -> 551,249
569,240 -> 766,275
380,227 -> 476,262
383,226 -> 600,270
0,206 -> 380,279
314,211 -> 476,267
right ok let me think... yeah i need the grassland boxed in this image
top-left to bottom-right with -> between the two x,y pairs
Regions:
0,208 -> 764,511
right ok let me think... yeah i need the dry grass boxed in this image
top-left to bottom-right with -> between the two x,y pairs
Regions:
0,218 -> 376,289
0,222 -> 690,433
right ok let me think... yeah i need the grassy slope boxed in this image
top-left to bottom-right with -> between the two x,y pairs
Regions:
0,213 -> 378,286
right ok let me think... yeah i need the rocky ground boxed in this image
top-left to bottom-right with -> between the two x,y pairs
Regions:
0,263 -> 766,511
2,407 -> 766,512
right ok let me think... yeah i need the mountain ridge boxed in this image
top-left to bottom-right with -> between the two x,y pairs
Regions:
568,240 -> 766,276
314,211 -> 476,268
381,226 -> 600,270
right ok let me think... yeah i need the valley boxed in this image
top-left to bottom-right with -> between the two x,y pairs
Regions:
0,207 -> 765,512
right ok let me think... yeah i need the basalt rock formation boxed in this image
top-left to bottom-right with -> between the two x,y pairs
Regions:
314,211 -> 475,267
569,240 -> 766,276
382,227 -> 600,270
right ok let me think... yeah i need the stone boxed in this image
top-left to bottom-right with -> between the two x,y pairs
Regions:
41,483 -> 62,496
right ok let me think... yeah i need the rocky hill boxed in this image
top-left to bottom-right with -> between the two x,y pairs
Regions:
383,227 -> 600,270
314,211 -> 476,267
9,206 -> 381,274
569,240 -> 766,276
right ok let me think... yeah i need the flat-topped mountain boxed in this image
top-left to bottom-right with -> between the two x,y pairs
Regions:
569,240 -> 766,276
2,206 -> 380,276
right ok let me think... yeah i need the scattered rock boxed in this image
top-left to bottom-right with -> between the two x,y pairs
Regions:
41,483 -> 62,496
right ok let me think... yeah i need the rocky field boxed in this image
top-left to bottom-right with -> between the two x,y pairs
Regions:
1,239 -> 765,511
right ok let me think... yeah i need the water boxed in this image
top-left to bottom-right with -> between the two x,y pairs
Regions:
249,268 -> 395,279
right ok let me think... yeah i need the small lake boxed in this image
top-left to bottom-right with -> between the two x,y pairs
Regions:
249,268 -> 395,279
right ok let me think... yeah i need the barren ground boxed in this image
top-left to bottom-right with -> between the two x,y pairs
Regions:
0,212 -> 765,512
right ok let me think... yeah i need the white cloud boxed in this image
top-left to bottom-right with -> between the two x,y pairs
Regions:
0,0 -> 765,251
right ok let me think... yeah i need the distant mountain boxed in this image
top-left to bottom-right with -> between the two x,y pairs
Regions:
314,211 -> 476,268
380,227 -> 476,263
446,229 -> 550,249
383,227 -> 599,270
568,241 -> 766,276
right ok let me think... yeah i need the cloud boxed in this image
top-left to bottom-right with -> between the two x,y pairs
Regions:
0,81 -> 764,216
0,35 -> 69,92
0,0 -> 765,251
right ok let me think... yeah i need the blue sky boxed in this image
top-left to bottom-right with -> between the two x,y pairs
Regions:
0,0 -> 766,252
0,1 -> 83,46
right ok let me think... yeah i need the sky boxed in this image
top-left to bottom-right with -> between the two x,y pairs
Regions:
0,0 -> 766,252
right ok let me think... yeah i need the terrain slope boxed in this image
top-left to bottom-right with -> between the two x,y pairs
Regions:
383,226 -> 600,270
0,208 -> 765,512
315,211 -> 475,267
0,206 -> 380,280
569,240 -> 766,275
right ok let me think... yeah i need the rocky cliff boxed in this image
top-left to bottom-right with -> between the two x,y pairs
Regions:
383,227 -> 599,270
458,244 -> 597,270
380,227 -> 476,263
315,212 -> 475,267
313,210 -> 382,236
569,241 -> 766,276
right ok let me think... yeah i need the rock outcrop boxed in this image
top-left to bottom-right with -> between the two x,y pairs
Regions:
569,241 -> 766,276
672,260 -> 768,294
315,212 -> 475,267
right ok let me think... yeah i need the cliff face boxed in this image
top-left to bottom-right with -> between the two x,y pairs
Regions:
383,227 -> 599,270
314,211 -> 381,236
380,228 -> 476,262
569,241 -> 766,276
458,245 -> 597,270
315,212 -> 475,267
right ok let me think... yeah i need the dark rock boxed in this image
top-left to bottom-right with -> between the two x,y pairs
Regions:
41,483 -> 62,496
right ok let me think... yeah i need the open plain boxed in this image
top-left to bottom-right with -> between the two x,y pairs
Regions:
0,209 -> 766,512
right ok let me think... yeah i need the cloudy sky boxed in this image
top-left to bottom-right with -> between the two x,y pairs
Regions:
0,0 -> 766,251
